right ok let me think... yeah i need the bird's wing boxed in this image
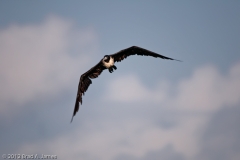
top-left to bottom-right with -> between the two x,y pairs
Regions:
71,60 -> 106,122
110,46 -> 181,62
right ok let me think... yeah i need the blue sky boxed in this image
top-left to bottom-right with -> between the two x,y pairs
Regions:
0,1 -> 240,160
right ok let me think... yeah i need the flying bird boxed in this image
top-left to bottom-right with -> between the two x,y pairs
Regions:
71,46 -> 180,122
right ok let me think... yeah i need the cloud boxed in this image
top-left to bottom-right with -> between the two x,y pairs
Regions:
15,62 -> 240,160
115,144 -> 185,160
196,106 -> 240,160
2,18 -> 239,160
0,16 -> 99,116
16,112 -> 206,160
174,63 -> 240,111
105,62 -> 240,112
104,74 -> 168,103
17,119 -> 193,160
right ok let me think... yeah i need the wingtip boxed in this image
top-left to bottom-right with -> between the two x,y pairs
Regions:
71,98 -> 80,123
70,115 -> 74,123
70,106 -> 77,123
175,59 -> 182,62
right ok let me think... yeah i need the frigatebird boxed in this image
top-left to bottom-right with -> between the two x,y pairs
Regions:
71,46 -> 180,122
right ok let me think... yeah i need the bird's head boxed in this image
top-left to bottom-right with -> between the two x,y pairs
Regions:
103,55 -> 110,62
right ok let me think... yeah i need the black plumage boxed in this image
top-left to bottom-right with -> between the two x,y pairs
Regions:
111,46 -> 180,62
71,46 -> 180,122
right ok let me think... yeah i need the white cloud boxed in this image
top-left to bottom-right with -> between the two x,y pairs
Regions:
104,74 -> 169,103
174,63 -> 240,111
18,117 -> 205,160
7,25 -> 240,160
0,16 -> 99,115
17,62 -> 240,160
105,63 -> 240,112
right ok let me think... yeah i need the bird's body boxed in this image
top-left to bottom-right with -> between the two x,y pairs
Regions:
71,46 -> 180,122
102,56 -> 114,68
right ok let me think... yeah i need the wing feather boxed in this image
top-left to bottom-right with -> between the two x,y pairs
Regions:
71,60 -> 106,122
110,46 -> 181,62
71,46 -> 180,122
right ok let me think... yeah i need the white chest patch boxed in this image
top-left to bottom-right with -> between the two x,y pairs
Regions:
103,56 -> 114,68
